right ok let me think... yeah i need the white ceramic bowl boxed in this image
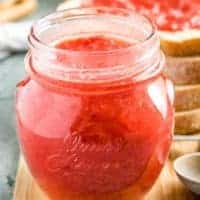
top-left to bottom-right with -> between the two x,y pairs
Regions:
174,152 -> 200,195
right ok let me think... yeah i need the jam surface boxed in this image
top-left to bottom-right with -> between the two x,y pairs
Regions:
57,36 -> 131,51
85,0 -> 200,31
17,36 -> 173,200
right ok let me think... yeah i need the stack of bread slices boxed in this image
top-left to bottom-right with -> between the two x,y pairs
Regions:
162,32 -> 200,135
58,0 -> 200,135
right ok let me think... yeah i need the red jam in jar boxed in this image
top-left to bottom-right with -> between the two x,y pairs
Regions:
16,8 -> 174,200
82,0 -> 200,31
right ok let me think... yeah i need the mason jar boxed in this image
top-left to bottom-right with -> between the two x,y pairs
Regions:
16,7 -> 174,200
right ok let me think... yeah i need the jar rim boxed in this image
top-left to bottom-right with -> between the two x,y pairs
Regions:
27,6 -> 162,84
29,6 -> 157,56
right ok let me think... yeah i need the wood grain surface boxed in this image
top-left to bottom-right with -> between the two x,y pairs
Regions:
13,154 -> 198,200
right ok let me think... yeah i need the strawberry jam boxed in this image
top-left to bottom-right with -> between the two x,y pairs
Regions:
83,0 -> 200,31
16,8 -> 174,200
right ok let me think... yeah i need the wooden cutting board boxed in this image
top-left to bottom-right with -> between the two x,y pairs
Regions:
13,141 -> 199,200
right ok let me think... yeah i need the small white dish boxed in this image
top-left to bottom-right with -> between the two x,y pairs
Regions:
174,152 -> 200,195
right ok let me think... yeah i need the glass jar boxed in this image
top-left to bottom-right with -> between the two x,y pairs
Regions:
16,7 -> 174,200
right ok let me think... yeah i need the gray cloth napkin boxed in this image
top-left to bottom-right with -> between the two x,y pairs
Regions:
0,21 -> 32,60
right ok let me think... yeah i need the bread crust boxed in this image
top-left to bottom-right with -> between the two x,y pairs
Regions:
175,85 -> 200,111
175,109 -> 200,134
161,38 -> 200,57
0,0 -> 37,23
164,56 -> 200,85
0,0 -> 18,9
170,140 -> 200,160
160,31 -> 200,57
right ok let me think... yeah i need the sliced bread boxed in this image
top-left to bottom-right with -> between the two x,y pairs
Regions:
175,85 -> 200,111
170,140 -> 200,160
175,109 -> 200,134
164,56 -> 200,85
0,0 -> 18,9
159,31 -> 200,57
0,0 -> 37,23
